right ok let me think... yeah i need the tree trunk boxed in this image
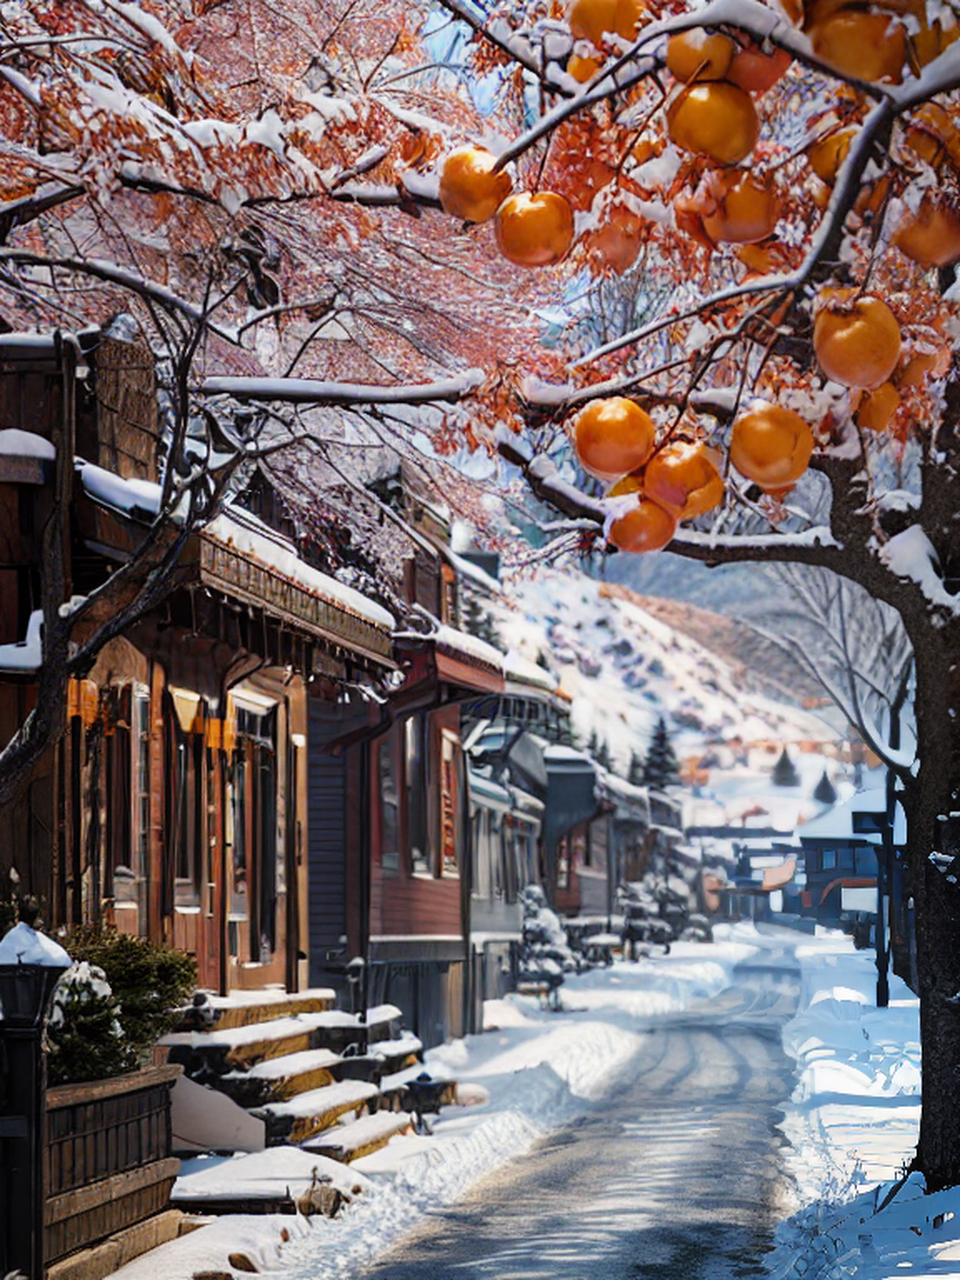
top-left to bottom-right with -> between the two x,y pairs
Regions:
905,622 -> 960,1192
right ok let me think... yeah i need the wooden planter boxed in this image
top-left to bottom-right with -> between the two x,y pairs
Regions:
44,1064 -> 181,1265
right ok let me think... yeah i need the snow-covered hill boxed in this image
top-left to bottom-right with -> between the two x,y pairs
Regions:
490,564 -> 854,831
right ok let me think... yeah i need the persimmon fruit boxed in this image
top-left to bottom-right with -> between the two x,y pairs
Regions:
568,53 -> 603,81
439,147 -> 513,224
700,171 -> 779,244
813,291 -> 901,389
895,196 -> 960,268
727,38 -> 792,91
666,82 -> 760,166
807,127 -> 857,185
808,10 -> 906,82
666,30 -> 736,82
567,0 -> 644,45
643,442 -> 725,518
575,397 -> 657,479
856,382 -> 900,432
730,401 -> 815,488
495,192 -> 575,267
607,497 -> 678,553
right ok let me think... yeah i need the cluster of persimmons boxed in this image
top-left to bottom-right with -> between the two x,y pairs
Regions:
435,0 -> 960,552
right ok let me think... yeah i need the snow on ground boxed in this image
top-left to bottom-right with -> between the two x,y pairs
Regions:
765,932 -> 955,1280
111,941 -> 753,1280
115,924 -> 960,1280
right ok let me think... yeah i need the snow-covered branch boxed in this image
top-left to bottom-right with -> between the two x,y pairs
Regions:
199,370 -> 486,406
0,249 -> 237,341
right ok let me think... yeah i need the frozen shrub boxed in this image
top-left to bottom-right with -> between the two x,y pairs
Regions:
47,961 -> 135,1084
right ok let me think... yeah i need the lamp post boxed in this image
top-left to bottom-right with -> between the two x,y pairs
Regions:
0,920 -> 71,1280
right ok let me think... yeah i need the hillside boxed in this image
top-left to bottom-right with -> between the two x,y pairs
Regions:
598,585 -> 830,711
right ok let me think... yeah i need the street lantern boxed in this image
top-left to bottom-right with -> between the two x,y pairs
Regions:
0,920 -> 71,1280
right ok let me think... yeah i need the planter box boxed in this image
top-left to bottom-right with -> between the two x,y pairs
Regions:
44,1064 -> 181,1265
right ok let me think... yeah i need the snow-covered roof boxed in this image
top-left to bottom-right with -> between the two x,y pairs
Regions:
469,771 -> 513,809
204,508 -> 394,632
433,623 -> 503,672
797,787 -> 888,843
446,548 -> 501,595
542,742 -> 593,765
0,333 -> 60,358
503,649 -> 559,694
78,461 -> 163,521
596,767 -> 649,811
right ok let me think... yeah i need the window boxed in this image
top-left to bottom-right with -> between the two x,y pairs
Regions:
472,808 -> 491,900
821,849 -> 837,871
379,738 -> 400,874
229,704 -> 279,961
557,835 -> 570,889
107,686 -> 149,935
405,715 -> 429,875
440,730 -> 460,876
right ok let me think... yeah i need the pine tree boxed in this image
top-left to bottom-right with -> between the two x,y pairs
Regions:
813,769 -> 838,805
595,738 -> 612,770
642,717 -> 681,790
772,748 -> 801,787
628,750 -> 644,787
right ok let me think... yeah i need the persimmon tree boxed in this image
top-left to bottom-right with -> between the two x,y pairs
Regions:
415,0 -> 960,1193
5,0 -> 960,1191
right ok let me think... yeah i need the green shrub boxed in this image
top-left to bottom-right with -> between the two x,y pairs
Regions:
47,962 -> 136,1085
58,925 -> 197,1073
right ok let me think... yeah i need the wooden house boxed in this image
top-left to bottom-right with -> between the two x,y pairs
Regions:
0,330 -> 396,993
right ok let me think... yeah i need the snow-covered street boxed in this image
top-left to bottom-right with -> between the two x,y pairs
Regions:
116,920 -> 945,1280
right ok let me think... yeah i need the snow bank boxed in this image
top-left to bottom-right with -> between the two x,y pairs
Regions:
108,1214 -> 312,1280
777,938 -> 920,1203
766,932 -> 943,1280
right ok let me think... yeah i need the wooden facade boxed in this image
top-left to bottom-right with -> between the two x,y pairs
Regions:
0,332 -> 394,994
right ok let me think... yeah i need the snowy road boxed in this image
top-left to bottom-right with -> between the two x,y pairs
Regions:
355,951 -> 800,1280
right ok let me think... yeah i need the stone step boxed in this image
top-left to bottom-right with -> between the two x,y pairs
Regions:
163,1005 -> 403,1077
189,988 -> 337,1031
253,1078 -> 381,1146
301,1111 -> 415,1163
164,1015 -> 319,1077
217,1048 -> 343,1108
171,1146 -> 369,1217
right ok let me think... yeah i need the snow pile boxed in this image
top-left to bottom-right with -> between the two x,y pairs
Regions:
777,939 -> 921,1202
109,1214 -> 313,1279
765,934 -> 936,1280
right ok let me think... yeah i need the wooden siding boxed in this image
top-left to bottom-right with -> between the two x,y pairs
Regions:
379,875 -> 462,937
308,698 -> 348,981
44,1065 -> 179,1263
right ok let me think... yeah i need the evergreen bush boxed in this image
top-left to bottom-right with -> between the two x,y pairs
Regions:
55,925 -> 197,1080
47,962 -> 135,1085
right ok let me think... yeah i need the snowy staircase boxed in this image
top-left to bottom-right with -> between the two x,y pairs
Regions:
163,990 -> 446,1188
